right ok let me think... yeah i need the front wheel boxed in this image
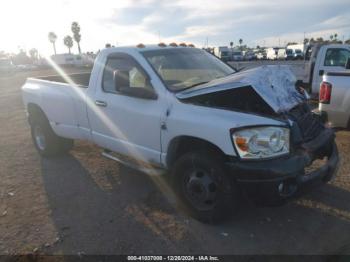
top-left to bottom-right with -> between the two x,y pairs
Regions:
30,117 -> 73,157
172,151 -> 239,223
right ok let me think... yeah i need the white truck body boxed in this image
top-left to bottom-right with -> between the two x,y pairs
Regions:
23,47 -> 293,166
302,44 -> 350,95
318,71 -> 350,128
22,45 -> 339,222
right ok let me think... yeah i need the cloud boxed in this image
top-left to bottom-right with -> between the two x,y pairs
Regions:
1,0 -> 350,54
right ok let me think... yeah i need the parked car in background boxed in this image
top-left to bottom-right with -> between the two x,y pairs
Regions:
299,44 -> 350,95
293,49 -> 304,60
22,44 -> 339,223
214,46 -> 230,62
256,51 -> 267,60
16,64 -> 38,71
232,50 -> 244,61
317,58 -> 350,128
266,47 -> 279,60
244,51 -> 257,61
285,49 -> 294,60
0,58 -> 16,75
287,44 -> 306,57
51,53 -> 92,67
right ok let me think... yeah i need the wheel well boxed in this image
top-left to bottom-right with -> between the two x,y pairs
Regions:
166,136 -> 227,168
27,103 -> 47,125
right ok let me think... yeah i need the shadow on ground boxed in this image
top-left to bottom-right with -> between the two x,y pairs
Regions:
39,149 -> 350,255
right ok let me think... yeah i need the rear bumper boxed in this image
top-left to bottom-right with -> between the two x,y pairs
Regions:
226,132 -> 339,202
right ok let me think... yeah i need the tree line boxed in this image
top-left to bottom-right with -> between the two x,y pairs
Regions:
303,33 -> 350,45
48,22 -> 82,55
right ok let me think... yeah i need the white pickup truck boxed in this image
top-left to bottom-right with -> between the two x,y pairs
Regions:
301,44 -> 350,95
22,45 -> 339,223
318,62 -> 350,129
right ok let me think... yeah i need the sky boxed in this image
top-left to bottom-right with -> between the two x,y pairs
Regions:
1,0 -> 350,55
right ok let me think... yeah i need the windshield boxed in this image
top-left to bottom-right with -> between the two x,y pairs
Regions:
286,49 -> 293,54
142,48 -> 235,92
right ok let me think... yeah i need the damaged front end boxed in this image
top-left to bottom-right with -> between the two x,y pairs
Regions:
177,66 -> 340,202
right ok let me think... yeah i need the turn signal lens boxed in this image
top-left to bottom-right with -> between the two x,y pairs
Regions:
235,137 -> 248,151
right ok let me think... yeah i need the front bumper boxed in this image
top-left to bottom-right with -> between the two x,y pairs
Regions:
226,129 -> 339,203
312,108 -> 328,124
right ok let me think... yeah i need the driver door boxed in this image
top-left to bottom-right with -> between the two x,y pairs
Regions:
88,53 -> 163,165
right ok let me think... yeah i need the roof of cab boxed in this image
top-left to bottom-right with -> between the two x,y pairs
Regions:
99,44 -> 196,57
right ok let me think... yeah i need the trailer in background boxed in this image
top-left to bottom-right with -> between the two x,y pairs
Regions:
214,46 -> 230,62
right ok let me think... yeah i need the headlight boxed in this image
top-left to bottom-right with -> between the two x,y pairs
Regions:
232,126 -> 290,159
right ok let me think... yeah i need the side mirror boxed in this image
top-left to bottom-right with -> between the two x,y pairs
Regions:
345,58 -> 350,69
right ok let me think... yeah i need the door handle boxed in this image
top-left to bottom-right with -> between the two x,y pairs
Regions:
319,70 -> 324,76
95,100 -> 107,107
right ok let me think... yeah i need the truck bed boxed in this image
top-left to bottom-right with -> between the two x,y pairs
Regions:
22,72 -> 92,141
35,72 -> 91,87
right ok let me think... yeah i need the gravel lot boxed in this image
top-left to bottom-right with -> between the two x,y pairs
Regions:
0,66 -> 350,255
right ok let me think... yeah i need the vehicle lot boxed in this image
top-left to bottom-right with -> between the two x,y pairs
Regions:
228,60 -> 306,79
1,65 -> 350,255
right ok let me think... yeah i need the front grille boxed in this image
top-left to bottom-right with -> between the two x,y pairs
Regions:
287,103 -> 324,143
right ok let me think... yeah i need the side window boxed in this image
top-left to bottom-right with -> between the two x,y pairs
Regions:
324,49 -> 350,67
102,56 -> 152,93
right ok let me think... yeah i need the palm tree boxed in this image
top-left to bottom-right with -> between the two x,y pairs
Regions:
316,37 -> 324,43
71,22 -> 81,54
29,48 -> 38,61
229,41 -> 234,60
334,33 -> 338,40
239,38 -> 243,46
330,35 -> 334,41
48,32 -> 57,55
63,35 -> 74,54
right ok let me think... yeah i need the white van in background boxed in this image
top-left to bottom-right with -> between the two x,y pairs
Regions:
214,46 -> 230,62
277,48 -> 286,60
266,48 -> 279,60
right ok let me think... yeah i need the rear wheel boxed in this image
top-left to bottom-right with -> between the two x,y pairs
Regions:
30,114 -> 73,157
172,151 -> 239,223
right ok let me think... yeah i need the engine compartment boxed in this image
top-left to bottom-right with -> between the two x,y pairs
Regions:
181,86 -> 278,117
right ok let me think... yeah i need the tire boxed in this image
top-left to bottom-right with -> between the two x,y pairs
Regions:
30,114 -> 73,157
171,151 -> 239,223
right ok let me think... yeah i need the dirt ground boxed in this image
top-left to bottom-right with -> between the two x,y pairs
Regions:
0,68 -> 350,255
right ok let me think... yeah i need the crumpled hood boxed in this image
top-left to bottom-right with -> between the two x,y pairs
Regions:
176,65 -> 305,113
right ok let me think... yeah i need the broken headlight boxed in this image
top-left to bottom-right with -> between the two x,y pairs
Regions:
232,126 -> 290,159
